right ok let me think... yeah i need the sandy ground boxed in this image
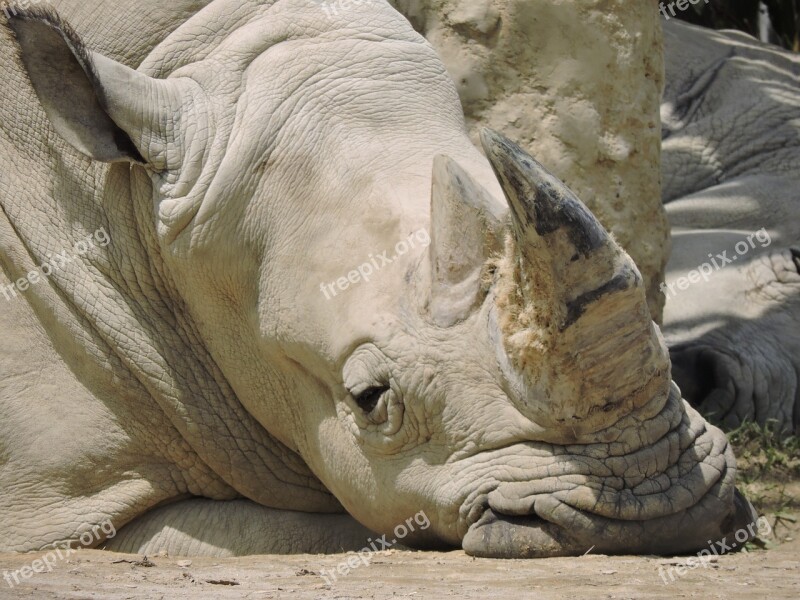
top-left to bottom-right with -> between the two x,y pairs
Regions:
0,518 -> 797,600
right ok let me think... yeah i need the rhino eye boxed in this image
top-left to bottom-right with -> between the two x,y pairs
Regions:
353,385 -> 390,413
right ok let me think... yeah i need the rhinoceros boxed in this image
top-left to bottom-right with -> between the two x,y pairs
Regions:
659,21 -> 800,435
0,1 -> 756,558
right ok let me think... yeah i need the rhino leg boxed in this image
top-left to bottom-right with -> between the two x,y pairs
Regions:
104,499 -> 376,557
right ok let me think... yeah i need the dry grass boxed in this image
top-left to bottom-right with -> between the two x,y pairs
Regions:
729,421 -> 800,541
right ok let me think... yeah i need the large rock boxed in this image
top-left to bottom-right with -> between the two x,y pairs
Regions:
391,0 -> 669,319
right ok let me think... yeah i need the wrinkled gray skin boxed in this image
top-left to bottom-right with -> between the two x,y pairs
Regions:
661,21 -> 800,435
0,2 -> 755,557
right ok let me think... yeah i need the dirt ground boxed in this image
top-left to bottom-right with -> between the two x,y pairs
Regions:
0,517 -> 797,600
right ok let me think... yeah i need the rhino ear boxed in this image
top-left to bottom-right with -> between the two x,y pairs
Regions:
428,155 -> 505,327
8,9 -> 189,168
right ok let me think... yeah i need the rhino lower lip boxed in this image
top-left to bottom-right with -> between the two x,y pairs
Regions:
462,508 -> 580,558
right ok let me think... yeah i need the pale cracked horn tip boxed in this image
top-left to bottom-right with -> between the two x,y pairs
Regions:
479,128 -> 608,259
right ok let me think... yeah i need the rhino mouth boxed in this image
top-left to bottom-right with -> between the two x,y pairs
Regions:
463,486 -> 757,558
460,384 -> 759,558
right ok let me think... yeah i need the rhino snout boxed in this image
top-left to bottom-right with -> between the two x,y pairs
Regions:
458,384 -> 756,558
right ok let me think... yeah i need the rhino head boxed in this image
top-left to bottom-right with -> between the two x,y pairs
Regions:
315,131 -> 757,557
9,2 -> 755,557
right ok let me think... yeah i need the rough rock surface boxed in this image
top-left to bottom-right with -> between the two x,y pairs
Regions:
390,0 -> 670,319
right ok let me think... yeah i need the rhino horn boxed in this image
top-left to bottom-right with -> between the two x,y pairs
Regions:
428,155 -> 505,327
480,129 -> 670,435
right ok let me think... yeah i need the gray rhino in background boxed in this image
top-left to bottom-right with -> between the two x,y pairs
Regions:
0,1 -> 756,557
660,21 -> 800,435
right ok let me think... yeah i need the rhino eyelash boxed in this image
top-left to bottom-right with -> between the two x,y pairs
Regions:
353,385 -> 390,413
